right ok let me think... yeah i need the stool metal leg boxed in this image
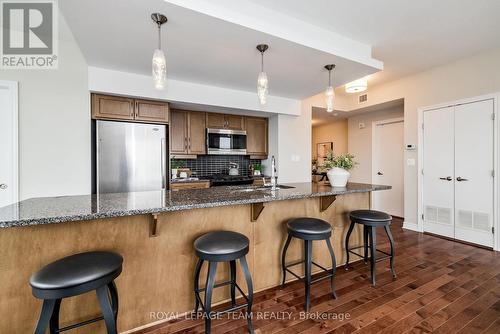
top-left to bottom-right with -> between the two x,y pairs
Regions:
204,261 -> 218,334
344,221 -> 355,270
384,225 -> 397,278
325,238 -> 337,299
34,299 -> 56,334
281,234 -> 292,287
230,260 -> 237,306
49,298 -> 61,334
193,259 -> 204,315
368,226 -> 377,286
107,281 -> 119,322
96,285 -> 117,334
363,225 -> 369,263
240,256 -> 254,334
304,239 -> 312,312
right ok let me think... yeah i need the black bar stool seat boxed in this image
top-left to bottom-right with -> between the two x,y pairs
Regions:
193,231 -> 254,334
194,230 -> 249,261
281,217 -> 337,312
345,210 -> 396,286
30,251 -> 122,334
287,218 -> 332,239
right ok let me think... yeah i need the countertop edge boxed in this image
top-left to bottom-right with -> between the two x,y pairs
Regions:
0,184 -> 391,228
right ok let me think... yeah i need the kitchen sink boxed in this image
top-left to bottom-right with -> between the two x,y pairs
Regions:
234,185 -> 295,192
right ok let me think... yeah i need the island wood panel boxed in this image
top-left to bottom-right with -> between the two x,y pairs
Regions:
0,193 -> 368,334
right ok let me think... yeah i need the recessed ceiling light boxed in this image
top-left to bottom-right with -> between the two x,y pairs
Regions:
345,77 -> 368,93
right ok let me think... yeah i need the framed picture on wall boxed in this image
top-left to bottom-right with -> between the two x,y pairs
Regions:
317,142 -> 333,165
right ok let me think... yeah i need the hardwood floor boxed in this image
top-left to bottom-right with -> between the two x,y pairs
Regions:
135,218 -> 500,334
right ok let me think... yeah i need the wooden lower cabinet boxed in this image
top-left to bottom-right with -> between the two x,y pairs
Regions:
170,180 -> 210,190
246,117 -> 268,158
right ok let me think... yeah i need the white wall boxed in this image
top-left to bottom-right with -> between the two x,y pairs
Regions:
88,67 -> 301,116
340,47 -> 500,225
348,107 -> 404,183
0,14 -> 90,200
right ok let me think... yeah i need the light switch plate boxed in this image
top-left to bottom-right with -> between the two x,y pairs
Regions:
407,158 -> 416,166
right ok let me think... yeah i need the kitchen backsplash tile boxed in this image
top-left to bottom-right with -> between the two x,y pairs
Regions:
172,155 -> 262,177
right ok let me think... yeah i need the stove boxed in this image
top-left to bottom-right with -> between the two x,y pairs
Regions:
205,174 -> 254,186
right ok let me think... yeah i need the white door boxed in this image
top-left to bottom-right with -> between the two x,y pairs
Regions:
454,100 -> 494,247
372,119 -> 404,217
0,81 -> 18,208
423,107 -> 455,238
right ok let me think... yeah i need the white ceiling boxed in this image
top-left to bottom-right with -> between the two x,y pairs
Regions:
59,0 -> 381,100
249,0 -> 500,88
312,99 -> 404,126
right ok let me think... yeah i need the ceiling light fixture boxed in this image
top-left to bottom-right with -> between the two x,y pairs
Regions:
324,64 -> 336,112
345,77 -> 368,93
151,13 -> 168,90
256,44 -> 269,105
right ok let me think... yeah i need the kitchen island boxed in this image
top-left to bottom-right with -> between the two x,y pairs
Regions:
0,182 -> 389,333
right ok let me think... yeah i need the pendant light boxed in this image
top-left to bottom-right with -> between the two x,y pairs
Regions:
151,13 -> 168,90
324,64 -> 335,112
345,77 -> 368,93
256,44 -> 269,105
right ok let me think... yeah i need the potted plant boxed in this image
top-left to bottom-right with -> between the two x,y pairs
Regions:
322,151 -> 357,187
170,160 -> 186,179
253,163 -> 262,176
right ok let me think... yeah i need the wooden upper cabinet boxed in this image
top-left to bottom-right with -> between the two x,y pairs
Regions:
170,110 -> 188,155
225,115 -> 245,130
135,99 -> 169,123
246,117 -> 268,158
92,94 -> 134,120
206,113 -> 245,130
188,111 -> 206,154
91,94 -> 169,124
206,113 -> 226,129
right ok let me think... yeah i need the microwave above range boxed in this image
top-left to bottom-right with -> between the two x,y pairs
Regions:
206,128 -> 247,155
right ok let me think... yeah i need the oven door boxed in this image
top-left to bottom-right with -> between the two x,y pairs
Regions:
207,128 -> 247,155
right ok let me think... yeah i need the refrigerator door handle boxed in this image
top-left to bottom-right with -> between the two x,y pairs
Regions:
161,138 -> 166,189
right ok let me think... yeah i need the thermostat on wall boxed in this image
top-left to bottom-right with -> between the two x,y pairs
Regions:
405,144 -> 417,150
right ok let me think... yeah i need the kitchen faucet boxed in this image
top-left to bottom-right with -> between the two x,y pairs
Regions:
271,155 -> 277,190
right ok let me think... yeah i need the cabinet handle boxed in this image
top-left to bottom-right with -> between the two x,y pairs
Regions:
188,137 -> 191,150
184,138 -> 188,150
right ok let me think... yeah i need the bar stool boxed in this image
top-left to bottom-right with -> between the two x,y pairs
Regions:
281,218 -> 337,312
30,251 -> 123,334
193,231 -> 254,334
345,210 -> 396,286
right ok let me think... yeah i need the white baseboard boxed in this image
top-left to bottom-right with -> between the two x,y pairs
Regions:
403,221 -> 420,232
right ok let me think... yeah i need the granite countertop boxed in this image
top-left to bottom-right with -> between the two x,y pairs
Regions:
0,182 -> 390,228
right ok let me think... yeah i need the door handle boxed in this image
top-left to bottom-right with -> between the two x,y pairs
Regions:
439,176 -> 453,181
0,184 -> 7,190
377,172 -> 383,175
456,177 -> 469,182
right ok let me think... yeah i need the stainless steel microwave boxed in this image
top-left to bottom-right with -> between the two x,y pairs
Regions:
206,128 -> 247,155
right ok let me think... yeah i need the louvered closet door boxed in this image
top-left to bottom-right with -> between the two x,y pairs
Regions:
423,107 -> 455,238
454,100 -> 494,247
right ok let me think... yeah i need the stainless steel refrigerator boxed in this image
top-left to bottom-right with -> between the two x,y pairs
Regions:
95,120 -> 168,194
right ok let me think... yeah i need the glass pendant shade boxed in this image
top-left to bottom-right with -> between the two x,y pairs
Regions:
257,71 -> 268,105
325,86 -> 334,112
152,48 -> 166,90
345,77 -> 368,93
